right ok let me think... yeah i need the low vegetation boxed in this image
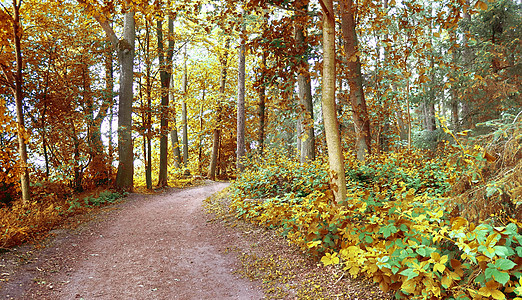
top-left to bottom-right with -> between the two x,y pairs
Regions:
229,118 -> 522,300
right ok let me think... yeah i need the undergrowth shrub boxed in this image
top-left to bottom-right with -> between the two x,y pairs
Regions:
230,149 -> 522,299
232,149 -> 330,200
0,186 -> 124,248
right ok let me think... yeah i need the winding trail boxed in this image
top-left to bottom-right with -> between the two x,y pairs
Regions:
1,182 -> 263,299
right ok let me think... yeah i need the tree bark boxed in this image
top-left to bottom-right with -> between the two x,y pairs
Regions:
461,0 -> 472,129
76,1 -> 136,191
294,3 -> 315,163
11,0 -> 30,202
237,10 -> 247,172
258,53 -> 267,156
209,39 -> 229,180
181,48 -> 189,170
140,18 -> 152,190
321,0 -> 347,203
198,87 -> 205,174
157,14 -> 174,187
115,11 -> 136,191
340,0 -> 371,161
170,73 -> 182,168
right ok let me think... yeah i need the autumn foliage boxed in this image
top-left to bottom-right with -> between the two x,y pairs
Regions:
230,127 -> 522,299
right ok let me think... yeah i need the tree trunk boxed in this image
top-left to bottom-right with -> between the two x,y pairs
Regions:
461,0 -> 472,129
106,42 -> 115,184
198,88 -> 205,174
10,0 -> 30,202
142,18 -> 153,190
209,39 -> 229,180
321,0 -> 347,203
258,53 -> 266,156
115,11 -> 136,191
170,73 -> 182,168
340,0 -> 371,162
157,15 -> 174,187
237,10 -> 247,172
181,49 -> 189,170
295,0 -> 315,163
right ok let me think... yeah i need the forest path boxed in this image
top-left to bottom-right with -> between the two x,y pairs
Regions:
0,181 -> 263,299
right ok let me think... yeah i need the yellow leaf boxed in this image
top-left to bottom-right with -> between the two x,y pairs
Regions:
451,217 -> 468,230
491,289 -> 506,300
321,252 -> 340,266
307,240 -> 321,248
441,274 -> 453,288
475,0 -> 488,10
402,279 -> 417,294
434,263 -> 446,273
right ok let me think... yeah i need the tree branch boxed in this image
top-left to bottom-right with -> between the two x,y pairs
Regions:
317,0 -> 334,23
76,0 -> 119,48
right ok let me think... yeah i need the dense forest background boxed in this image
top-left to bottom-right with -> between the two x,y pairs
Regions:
1,0 -> 522,298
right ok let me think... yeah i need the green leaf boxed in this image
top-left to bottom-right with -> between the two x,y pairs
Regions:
494,246 -> 513,257
416,247 -> 427,257
487,268 -> 510,285
365,235 -> 374,243
496,258 -> 517,271
400,268 -> 419,280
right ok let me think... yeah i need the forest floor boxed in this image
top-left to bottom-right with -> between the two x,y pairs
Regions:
0,181 -> 390,299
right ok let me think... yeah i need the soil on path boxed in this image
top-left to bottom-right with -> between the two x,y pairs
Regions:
0,181 -> 263,300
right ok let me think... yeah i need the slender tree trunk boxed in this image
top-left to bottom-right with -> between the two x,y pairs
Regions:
71,125 -> 83,192
295,0 -> 315,163
237,9 -> 247,172
181,48 -> 189,171
461,0 -> 472,129
198,88 -> 205,174
340,0 -> 371,161
321,0 -> 347,203
143,19 -> 153,190
9,0 -> 30,202
170,74 -> 182,168
106,42 -> 114,184
209,39 -> 229,180
449,31 -> 459,130
157,15 -> 174,187
258,53 -> 266,156
157,17 -> 169,186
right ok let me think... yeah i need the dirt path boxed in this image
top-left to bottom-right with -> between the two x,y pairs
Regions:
0,182 -> 263,299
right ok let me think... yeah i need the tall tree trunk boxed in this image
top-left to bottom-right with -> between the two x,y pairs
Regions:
170,74 -> 182,168
143,18 -> 153,190
80,1 -> 136,191
295,0 -> 315,163
209,39 -> 229,180
10,0 -> 30,202
72,126 -> 82,192
181,48 -> 189,170
461,0 -> 472,129
106,42 -> 115,184
321,0 -> 347,203
450,30 -> 459,131
115,11 -> 136,191
237,9 -> 247,172
85,59 -> 110,185
258,53 -> 266,156
157,14 -> 174,187
340,0 -> 371,161
198,88 -> 205,174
